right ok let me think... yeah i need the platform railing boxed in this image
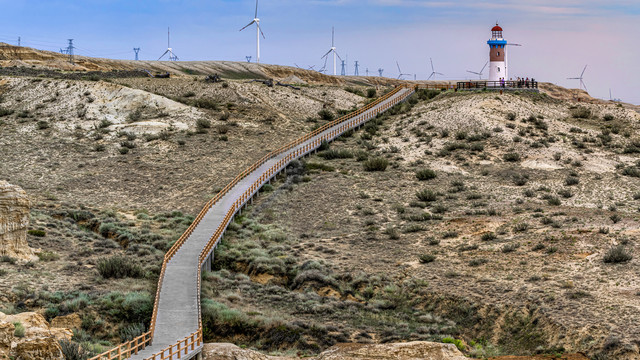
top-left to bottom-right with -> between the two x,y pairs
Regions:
456,80 -> 538,90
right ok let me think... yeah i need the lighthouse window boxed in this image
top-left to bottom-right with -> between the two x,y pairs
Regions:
498,67 -> 501,72
497,52 -> 500,56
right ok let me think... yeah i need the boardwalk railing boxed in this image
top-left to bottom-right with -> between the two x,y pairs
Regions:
90,333 -> 152,360
456,80 -> 538,90
90,84 -> 417,360
143,331 -> 203,360
415,84 -> 456,91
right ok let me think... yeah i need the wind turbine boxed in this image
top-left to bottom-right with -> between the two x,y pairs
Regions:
427,58 -> 443,80
567,65 -> 588,92
240,0 -> 265,64
467,61 -> 488,79
158,27 -> 178,61
396,61 -> 411,80
321,27 -> 342,76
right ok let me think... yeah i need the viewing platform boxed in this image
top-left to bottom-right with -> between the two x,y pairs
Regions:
457,80 -> 539,92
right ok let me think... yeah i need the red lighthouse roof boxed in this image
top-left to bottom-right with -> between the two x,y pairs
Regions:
492,25 -> 503,32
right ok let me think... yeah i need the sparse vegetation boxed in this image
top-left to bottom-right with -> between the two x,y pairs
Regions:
603,246 -> 632,264
13,322 -> 25,337
97,256 -> 145,279
416,189 -> 437,202
503,152 -> 521,162
318,109 -> 335,121
416,168 -> 437,181
362,157 -> 388,171
571,106 -> 591,119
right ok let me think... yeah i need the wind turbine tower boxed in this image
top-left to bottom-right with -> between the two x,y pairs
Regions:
321,27 -> 342,76
240,0 -> 265,64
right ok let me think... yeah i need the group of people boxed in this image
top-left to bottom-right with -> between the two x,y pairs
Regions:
498,77 -> 536,88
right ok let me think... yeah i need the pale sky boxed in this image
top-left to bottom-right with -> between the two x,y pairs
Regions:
0,0 -> 638,104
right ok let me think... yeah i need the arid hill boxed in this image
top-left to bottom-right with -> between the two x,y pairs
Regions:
0,49 -> 638,360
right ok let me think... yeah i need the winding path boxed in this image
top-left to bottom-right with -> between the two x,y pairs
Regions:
91,85 -> 415,360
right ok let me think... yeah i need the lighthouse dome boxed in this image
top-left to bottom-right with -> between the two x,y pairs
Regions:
492,25 -> 503,32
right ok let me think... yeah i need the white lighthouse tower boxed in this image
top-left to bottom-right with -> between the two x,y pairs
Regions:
487,23 -> 507,82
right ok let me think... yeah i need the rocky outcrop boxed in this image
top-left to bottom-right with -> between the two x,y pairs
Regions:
0,181 -> 35,261
202,342 -> 468,360
315,342 -> 467,360
202,343 -> 270,360
50,313 -> 81,330
14,338 -> 62,360
0,312 -> 71,360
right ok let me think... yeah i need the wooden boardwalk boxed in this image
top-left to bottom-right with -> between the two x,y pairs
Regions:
91,85 -> 415,360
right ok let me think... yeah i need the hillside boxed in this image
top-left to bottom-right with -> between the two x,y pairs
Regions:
0,42 -> 408,87
0,51 -> 639,359
205,90 -> 640,359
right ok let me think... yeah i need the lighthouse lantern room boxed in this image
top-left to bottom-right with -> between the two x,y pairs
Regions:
487,23 -> 507,82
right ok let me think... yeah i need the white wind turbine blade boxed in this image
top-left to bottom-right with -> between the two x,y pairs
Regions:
321,49 -> 332,59
321,55 -> 329,72
480,61 -> 488,73
255,0 -> 259,18
430,58 -> 435,72
580,65 -> 588,78
332,27 -> 335,47
240,20 -> 256,32
256,23 -> 266,39
334,51 -> 343,62
427,72 -> 435,81
581,80 -> 588,92
158,50 -> 169,61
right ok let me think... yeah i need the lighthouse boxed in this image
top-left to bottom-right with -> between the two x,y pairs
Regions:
487,23 -> 507,82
